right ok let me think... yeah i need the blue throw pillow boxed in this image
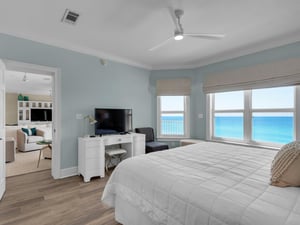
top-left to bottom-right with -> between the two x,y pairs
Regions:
22,128 -> 37,136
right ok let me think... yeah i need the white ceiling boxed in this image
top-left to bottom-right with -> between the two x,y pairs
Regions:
0,0 -> 300,70
5,70 -> 52,96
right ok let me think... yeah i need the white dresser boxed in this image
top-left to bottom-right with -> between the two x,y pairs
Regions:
78,133 -> 145,182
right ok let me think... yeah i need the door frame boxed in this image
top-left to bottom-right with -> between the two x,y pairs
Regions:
0,59 -> 6,200
3,59 -> 61,179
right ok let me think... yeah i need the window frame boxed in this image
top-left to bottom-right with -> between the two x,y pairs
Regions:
157,96 -> 190,139
208,86 -> 299,149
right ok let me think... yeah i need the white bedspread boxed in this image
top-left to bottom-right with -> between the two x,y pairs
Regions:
102,142 -> 300,225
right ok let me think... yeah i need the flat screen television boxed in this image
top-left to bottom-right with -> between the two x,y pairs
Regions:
31,108 -> 52,122
95,108 -> 132,135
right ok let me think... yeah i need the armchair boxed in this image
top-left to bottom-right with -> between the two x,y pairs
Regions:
17,128 -> 45,152
135,127 -> 169,154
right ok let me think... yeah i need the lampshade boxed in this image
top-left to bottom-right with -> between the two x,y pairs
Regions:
85,115 -> 97,125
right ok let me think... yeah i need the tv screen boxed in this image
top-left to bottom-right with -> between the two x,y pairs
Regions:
31,109 -> 52,122
95,108 -> 132,135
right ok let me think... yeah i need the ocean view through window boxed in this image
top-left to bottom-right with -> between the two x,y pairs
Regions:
158,96 -> 189,137
211,86 -> 296,146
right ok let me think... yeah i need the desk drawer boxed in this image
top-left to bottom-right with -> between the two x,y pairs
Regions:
104,136 -> 132,145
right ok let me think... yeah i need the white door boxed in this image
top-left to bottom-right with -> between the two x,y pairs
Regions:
0,60 -> 6,200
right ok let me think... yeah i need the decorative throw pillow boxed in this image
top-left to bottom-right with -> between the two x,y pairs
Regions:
270,141 -> 300,187
21,127 -> 37,136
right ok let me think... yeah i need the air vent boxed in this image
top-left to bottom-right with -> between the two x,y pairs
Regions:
61,9 -> 79,25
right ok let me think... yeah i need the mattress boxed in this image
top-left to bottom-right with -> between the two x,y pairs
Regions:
102,142 -> 300,225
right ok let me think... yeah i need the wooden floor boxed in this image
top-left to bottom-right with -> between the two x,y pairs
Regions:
0,170 -> 120,225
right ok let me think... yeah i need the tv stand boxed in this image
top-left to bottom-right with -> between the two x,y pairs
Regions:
78,133 -> 145,182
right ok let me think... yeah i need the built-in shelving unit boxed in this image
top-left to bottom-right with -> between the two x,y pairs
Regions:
18,101 -> 52,125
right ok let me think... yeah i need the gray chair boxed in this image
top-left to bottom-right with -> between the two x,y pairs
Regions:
135,127 -> 169,154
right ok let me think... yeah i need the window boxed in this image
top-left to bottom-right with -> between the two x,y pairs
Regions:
210,86 -> 297,147
214,91 -> 244,140
157,96 -> 189,138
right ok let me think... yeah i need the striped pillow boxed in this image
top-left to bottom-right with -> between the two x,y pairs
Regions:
270,141 -> 300,187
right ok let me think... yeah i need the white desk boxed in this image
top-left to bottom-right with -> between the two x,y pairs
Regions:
78,133 -> 145,182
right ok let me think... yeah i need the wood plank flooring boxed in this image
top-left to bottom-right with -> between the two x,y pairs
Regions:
0,170 -> 120,225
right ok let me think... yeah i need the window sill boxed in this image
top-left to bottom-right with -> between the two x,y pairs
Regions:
157,136 -> 190,141
209,138 -> 281,151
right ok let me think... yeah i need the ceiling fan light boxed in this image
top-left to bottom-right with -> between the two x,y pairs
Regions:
174,34 -> 184,41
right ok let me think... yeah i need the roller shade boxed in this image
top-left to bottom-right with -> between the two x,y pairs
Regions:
156,78 -> 191,96
203,58 -> 300,93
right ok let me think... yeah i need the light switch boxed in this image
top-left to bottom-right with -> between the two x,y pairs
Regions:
76,114 -> 83,120
198,113 -> 203,119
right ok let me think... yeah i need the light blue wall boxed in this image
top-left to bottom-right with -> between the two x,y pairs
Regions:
151,41 -> 300,140
1,32 -> 299,167
0,33 -> 152,169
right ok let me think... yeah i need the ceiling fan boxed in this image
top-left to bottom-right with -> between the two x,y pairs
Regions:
149,9 -> 225,51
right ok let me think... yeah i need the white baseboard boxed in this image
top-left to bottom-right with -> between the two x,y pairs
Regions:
60,166 -> 78,179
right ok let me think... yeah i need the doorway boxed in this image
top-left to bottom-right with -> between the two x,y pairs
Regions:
5,70 -> 53,176
1,59 -> 61,180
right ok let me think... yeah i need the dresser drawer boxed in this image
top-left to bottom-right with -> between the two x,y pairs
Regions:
104,136 -> 132,145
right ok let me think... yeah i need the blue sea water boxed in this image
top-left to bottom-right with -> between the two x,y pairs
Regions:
162,116 -> 294,144
215,116 -> 293,144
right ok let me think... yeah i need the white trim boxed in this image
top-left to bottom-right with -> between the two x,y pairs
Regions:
3,30 -> 300,71
2,59 -> 61,179
295,86 -> 300,140
151,37 -> 300,70
60,167 -> 78,179
1,31 -> 151,70
0,60 -> 6,200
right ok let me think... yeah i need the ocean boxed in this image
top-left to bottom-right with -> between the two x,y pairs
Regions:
162,116 -> 293,144
214,116 -> 293,144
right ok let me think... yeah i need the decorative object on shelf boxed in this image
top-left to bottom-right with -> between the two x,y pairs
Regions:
23,96 -> 29,101
18,100 -> 52,125
18,94 -> 23,101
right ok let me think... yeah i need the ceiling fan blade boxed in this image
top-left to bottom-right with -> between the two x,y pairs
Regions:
148,36 -> 174,51
184,33 -> 225,40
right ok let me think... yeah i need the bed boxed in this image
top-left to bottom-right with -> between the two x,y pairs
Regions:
102,141 -> 300,225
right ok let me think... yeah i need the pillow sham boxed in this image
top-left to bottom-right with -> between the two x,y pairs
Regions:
270,141 -> 300,187
21,127 -> 37,136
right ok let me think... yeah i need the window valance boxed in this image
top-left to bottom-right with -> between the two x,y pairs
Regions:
156,78 -> 191,96
203,58 -> 300,93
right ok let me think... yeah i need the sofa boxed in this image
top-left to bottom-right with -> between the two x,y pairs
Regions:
17,128 -> 45,152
